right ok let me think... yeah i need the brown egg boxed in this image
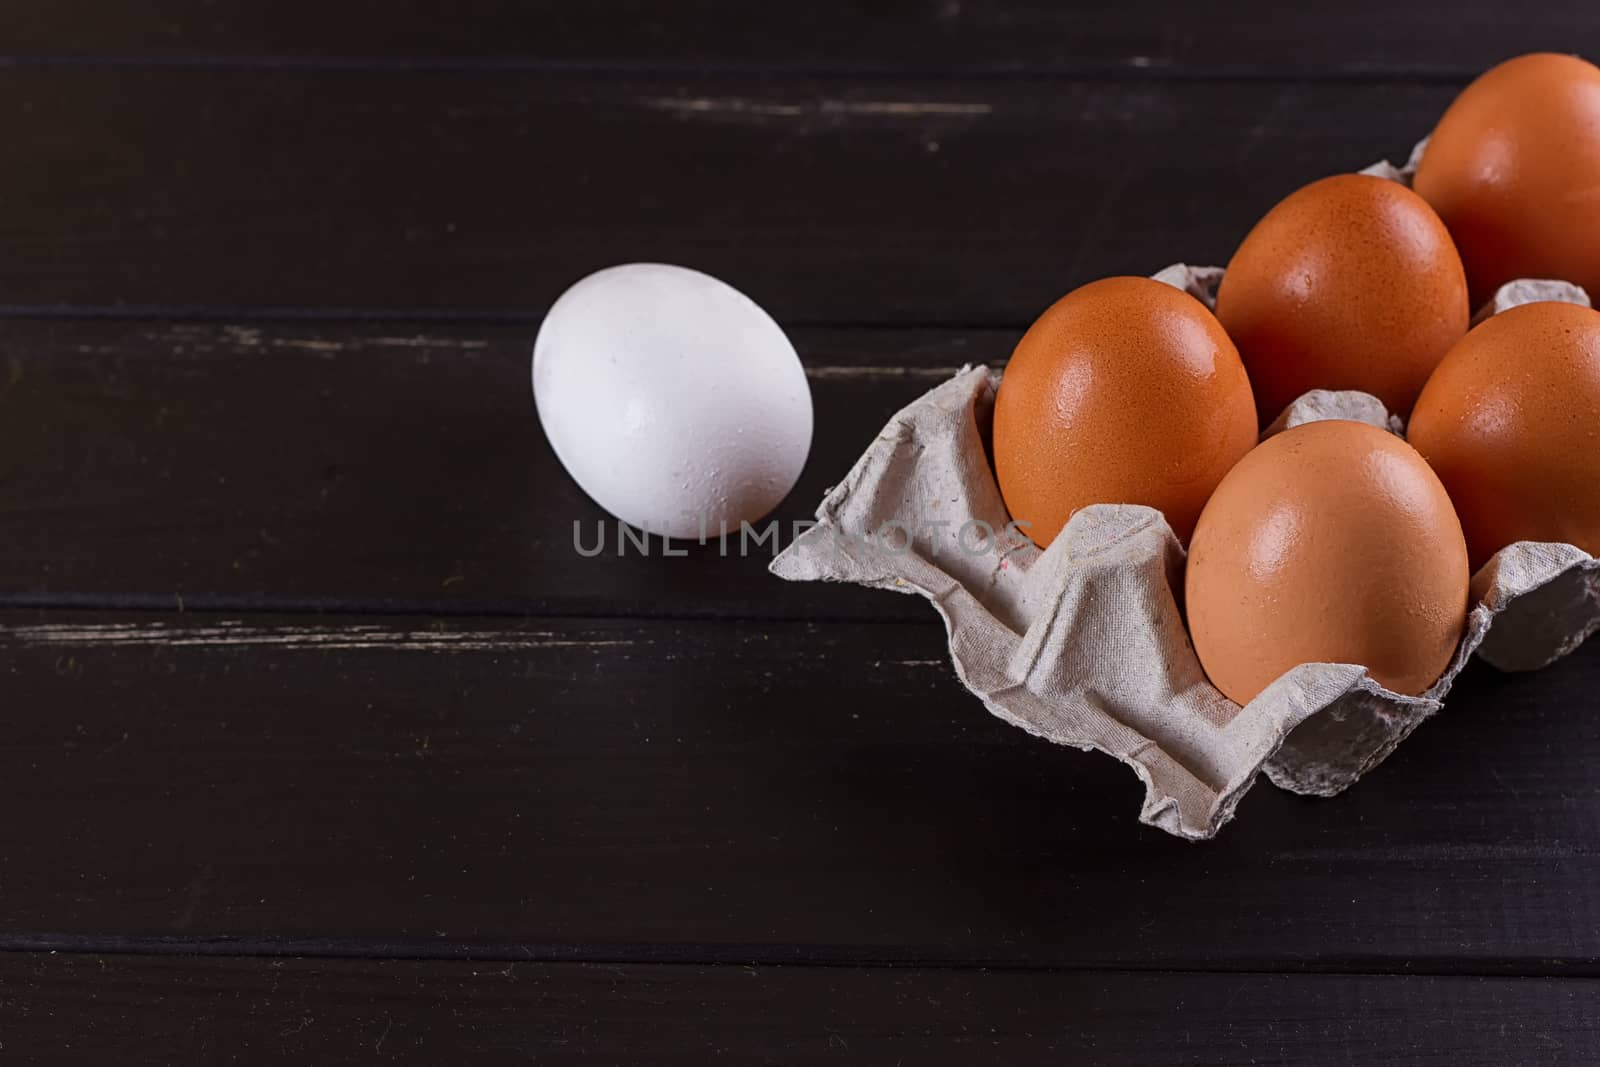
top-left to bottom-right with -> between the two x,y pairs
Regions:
993,276 -> 1257,547
1214,174 -> 1470,425
1406,300 -> 1600,569
1413,53 -> 1600,307
1185,420 -> 1469,705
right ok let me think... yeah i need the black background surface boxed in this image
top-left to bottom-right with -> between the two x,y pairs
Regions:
1,3 -> 1598,1062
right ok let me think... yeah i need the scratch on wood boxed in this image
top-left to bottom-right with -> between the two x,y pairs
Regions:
1,621 -> 635,654
806,365 -> 965,381
153,325 -> 349,355
831,101 -> 991,117
645,97 -> 992,119
141,326 -> 489,355
275,337 -> 347,353
370,336 -> 488,350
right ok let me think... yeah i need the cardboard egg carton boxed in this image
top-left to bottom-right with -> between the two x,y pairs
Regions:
771,152 -> 1600,840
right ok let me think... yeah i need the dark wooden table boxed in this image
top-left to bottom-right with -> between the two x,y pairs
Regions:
3,3 -> 1600,1062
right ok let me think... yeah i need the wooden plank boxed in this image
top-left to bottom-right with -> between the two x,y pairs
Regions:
0,70 -> 1453,320
1,1 -> 1596,79
1,953 -> 1595,1065
1,609 -> 1597,970
0,319 -> 984,619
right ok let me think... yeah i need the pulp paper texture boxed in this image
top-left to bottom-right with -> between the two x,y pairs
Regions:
771,151 -> 1600,840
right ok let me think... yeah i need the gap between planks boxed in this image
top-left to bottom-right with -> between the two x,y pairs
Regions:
0,54 -> 1490,83
0,614 -> 955,652
0,592 -> 946,624
0,619 -> 639,653
2,935 -> 1600,982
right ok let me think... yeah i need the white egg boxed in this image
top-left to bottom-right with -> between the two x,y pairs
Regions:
533,263 -> 813,540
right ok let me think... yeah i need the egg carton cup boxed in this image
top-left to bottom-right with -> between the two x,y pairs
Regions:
771,149 -> 1599,839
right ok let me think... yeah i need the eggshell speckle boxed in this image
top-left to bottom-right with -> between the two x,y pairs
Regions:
533,263 -> 813,539
1407,300 -> 1600,569
1185,420 -> 1469,705
992,275 -> 1257,547
1414,53 -> 1600,306
1215,173 -> 1470,424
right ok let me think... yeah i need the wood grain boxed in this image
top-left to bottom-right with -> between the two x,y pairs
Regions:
0,610 -> 1596,970
0,70 -> 1451,321
0,319 -> 982,618
1,1 -> 1596,79
2,952 -> 1594,1064
4,2 -> 1600,1055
